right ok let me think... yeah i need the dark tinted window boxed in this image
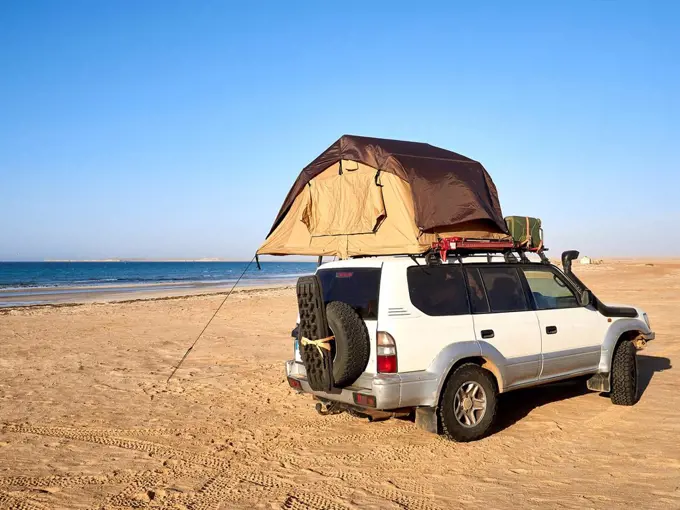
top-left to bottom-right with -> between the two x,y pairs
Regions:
407,265 -> 470,316
477,267 -> 529,313
465,267 -> 490,314
317,268 -> 381,320
523,269 -> 579,310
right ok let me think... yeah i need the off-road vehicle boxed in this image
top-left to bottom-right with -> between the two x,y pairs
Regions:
286,245 -> 654,442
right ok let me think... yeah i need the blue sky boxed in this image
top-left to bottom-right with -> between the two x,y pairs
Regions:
1,1 -> 678,260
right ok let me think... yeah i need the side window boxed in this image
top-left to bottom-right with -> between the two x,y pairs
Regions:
477,267 -> 529,313
464,267 -> 490,314
523,269 -> 579,310
407,265 -> 470,316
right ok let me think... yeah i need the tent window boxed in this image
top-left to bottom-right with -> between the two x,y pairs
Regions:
302,169 -> 386,237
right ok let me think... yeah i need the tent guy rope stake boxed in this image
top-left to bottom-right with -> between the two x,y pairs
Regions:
166,256 -> 257,384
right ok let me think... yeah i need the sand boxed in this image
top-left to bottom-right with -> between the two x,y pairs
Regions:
0,261 -> 678,509
0,281 -> 294,309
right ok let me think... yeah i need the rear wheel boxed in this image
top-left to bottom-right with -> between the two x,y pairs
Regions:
439,364 -> 498,442
611,340 -> 638,405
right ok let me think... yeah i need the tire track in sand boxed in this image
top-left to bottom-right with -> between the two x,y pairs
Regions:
3,423 -> 440,510
102,474 -> 166,509
280,490 -> 351,510
3,425 -> 231,471
3,423 -> 322,509
0,491 -> 48,510
298,468 -> 444,510
185,467 -> 328,509
0,475 -> 109,488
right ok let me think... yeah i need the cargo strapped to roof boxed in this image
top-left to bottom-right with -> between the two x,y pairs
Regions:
429,237 -> 549,264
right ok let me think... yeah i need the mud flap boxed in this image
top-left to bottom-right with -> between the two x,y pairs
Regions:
587,372 -> 610,393
415,407 -> 438,434
296,275 -> 334,392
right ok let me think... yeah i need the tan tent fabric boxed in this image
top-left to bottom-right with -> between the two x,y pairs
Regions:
258,136 -> 510,259
258,162 -> 426,258
301,163 -> 386,236
258,160 -> 508,258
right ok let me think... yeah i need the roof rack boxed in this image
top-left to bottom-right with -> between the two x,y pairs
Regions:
428,237 -> 550,265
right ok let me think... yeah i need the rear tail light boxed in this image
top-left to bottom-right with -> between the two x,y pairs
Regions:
353,393 -> 377,407
377,331 -> 397,373
287,377 -> 302,391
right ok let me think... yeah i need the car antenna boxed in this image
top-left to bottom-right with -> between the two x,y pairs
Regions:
166,255 -> 258,383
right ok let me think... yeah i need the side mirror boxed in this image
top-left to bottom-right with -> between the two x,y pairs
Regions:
580,289 -> 593,307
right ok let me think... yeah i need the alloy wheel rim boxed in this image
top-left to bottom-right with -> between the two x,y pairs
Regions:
454,381 -> 487,428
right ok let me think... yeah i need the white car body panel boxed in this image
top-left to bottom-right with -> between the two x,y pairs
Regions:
472,310 -> 542,387
377,259 -> 477,373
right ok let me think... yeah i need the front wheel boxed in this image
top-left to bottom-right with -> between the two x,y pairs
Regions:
438,364 -> 498,442
610,340 -> 638,405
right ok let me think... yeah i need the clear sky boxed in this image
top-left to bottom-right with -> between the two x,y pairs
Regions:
1,1 -> 678,261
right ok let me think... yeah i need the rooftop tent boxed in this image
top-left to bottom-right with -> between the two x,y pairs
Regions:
257,135 -> 510,259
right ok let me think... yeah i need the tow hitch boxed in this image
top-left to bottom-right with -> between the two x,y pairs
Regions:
315,401 -> 345,416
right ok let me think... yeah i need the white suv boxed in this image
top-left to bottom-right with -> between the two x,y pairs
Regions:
285,251 -> 654,441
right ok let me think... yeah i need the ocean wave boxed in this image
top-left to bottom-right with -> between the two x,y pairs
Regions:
0,274 -> 313,290
73,278 -> 119,283
0,262 -> 317,290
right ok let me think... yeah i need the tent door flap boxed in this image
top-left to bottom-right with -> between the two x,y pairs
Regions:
302,169 -> 386,237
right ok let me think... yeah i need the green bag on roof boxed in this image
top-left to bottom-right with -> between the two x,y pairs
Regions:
505,216 -> 543,249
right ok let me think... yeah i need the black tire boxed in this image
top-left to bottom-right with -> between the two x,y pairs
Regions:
326,301 -> 370,387
611,340 -> 638,405
438,364 -> 498,442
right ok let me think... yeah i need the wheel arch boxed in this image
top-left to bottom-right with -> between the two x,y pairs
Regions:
429,341 -> 506,408
617,329 -> 642,343
600,321 -> 646,373
435,356 -> 503,409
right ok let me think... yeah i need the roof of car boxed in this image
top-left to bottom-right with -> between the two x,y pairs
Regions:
318,253 -> 549,270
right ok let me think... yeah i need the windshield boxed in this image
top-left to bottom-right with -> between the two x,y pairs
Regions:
316,267 -> 381,320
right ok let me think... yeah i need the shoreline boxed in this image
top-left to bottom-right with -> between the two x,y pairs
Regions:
0,275 -> 300,294
0,279 -> 296,309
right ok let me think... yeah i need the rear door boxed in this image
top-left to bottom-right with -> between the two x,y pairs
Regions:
521,266 -> 603,379
465,266 -> 542,389
383,263 -> 476,373
316,265 -> 382,377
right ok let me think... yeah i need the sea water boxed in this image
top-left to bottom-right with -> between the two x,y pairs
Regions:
0,261 -> 317,307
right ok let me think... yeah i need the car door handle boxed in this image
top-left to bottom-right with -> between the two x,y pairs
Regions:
480,329 -> 495,339
546,326 -> 558,335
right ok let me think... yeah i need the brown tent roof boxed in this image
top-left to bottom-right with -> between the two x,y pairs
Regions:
266,135 -> 507,237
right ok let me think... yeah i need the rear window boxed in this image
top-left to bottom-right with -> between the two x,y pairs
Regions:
407,265 -> 470,316
317,268 -> 381,320
477,267 -> 529,313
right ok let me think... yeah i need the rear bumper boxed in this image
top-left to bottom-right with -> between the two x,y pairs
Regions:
285,360 -> 438,410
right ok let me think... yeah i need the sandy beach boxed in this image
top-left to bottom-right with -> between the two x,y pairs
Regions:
0,280 -> 295,309
0,260 -> 678,509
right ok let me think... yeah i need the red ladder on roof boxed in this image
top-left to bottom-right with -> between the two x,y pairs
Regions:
432,237 -> 539,262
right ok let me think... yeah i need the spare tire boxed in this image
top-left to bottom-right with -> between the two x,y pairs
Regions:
326,301 -> 370,387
